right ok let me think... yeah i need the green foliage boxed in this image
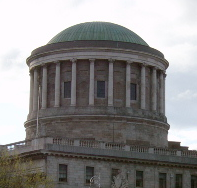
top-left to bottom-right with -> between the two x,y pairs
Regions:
0,151 -> 53,188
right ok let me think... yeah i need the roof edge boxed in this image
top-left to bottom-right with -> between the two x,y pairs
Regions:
30,40 -> 164,59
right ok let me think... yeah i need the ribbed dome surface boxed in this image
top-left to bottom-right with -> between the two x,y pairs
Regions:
48,22 -> 149,46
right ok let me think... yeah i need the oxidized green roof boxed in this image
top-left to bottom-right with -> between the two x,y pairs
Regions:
48,22 -> 149,46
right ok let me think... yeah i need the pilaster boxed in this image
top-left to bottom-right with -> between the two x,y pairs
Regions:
140,63 -> 146,109
41,64 -> 47,109
29,70 -> 34,113
89,59 -> 95,106
54,61 -> 61,107
108,59 -> 114,106
33,68 -> 38,111
163,72 -> 167,115
159,70 -> 164,114
126,61 -> 131,107
71,58 -> 77,106
152,67 -> 157,111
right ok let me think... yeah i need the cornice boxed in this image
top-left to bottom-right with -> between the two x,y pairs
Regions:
20,149 -> 197,169
26,47 -> 169,70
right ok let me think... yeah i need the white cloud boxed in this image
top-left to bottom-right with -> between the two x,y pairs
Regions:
171,90 -> 197,101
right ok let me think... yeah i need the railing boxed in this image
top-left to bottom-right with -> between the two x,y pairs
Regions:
80,140 -> 100,148
1,137 -> 197,158
130,146 -> 148,153
105,143 -> 125,150
53,138 -> 74,146
154,148 -> 169,155
2,140 -> 32,151
181,150 -> 197,157
169,150 -> 177,156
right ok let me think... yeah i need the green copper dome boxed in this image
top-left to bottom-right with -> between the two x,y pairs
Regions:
48,22 -> 149,46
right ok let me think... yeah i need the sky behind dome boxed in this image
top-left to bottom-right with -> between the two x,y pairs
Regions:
0,0 -> 197,149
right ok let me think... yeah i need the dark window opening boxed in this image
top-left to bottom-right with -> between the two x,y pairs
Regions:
136,171 -> 143,187
175,174 -> 182,188
97,81 -> 105,98
130,83 -> 137,100
111,168 -> 120,181
59,164 -> 67,182
159,173 -> 166,188
64,81 -> 71,98
86,166 -> 94,184
191,175 -> 197,188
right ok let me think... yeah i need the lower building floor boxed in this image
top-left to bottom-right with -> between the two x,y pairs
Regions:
32,154 -> 197,188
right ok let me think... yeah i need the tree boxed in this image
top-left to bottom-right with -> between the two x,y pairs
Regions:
0,150 -> 53,188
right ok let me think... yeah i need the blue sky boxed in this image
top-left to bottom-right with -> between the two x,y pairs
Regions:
0,0 -> 197,149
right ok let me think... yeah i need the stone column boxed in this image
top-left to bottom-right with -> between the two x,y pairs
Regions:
54,61 -> 60,107
29,70 -> 34,113
33,68 -> 38,111
159,70 -> 164,114
163,72 -> 166,115
89,59 -> 95,106
71,58 -> 77,106
41,64 -> 47,109
108,59 -> 114,106
126,61 -> 131,107
141,63 -> 146,109
152,67 -> 157,111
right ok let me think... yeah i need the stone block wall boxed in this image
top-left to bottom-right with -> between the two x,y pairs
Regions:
25,115 -> 168,147
46,155 -> 197,188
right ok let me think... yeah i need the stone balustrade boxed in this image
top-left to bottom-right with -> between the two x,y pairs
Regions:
1,137 -> 197,159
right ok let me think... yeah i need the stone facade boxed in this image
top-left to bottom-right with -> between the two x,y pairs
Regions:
46,156 -> 197,188
25,47 -> 169,147
2,22 -> 196,188
4,137 -> 197,188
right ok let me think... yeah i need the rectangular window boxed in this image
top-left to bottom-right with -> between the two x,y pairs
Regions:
130,83 -> 137,100
86,166 -> 94,184
175,174 -> 182,188
64,81 -> 71,98
59,164 -> 67,182
191,175 -> 197,188
159,173 -> 166,188
136,171 -> 143,187
97,81 -> 105,98
111,168 -> 120,181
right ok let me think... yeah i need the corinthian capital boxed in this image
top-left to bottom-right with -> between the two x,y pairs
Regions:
108,58 -> 115,63
89,59 -> 95,63
70,58 -> 77,63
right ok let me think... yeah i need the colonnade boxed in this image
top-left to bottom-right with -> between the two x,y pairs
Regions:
29,59 -> 166,114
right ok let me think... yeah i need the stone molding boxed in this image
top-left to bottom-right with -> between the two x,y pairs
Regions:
25,109 -> 169,130
3,138 -> 197,168
29,40 -> 165,58
27,48 -> 168,70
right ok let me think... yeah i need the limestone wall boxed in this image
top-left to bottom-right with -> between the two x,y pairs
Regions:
25,47 -> 169,148
46,155 -> 196,188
